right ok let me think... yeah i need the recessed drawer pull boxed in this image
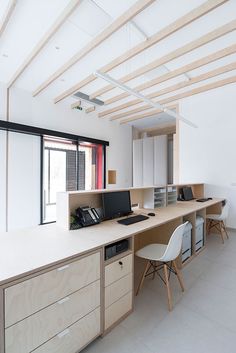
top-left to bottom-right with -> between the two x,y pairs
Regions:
57,328 -> 70,339
57,296 -> 70,305
57,264 -> 70,272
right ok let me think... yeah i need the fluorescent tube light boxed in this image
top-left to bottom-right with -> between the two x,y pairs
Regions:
94,71 -> 197,128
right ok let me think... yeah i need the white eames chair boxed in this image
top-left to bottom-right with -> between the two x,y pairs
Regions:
206,201 -> 229,243
135,222 -> 189,311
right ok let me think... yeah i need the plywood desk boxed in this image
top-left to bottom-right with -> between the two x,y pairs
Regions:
0,197 -> 223,353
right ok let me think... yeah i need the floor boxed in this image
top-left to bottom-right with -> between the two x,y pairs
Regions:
83,230 -> 236,353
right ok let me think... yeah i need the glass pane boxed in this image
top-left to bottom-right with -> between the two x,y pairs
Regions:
78,143 -> 104,190
42,137 -> 104,223
44,149 -> 49,205
43,137 -> 77,223
49,150 -> 66,203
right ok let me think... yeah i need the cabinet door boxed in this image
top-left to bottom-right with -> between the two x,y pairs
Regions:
154,135 -> 167,185
143,137 -> 154,186
133,139 -> 143,187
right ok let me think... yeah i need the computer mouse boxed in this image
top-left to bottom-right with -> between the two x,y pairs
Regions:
147,212 -> 155,216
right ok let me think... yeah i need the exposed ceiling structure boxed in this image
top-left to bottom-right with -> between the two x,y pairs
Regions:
0,0 -> 236,129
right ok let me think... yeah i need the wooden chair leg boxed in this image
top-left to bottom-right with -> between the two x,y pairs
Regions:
136,261 -> 150,296
163,263 -> 173,311
207,220 -> 212,235
222,221 -> 229,239
173,260 -> 185,292
219,221 -> 225,244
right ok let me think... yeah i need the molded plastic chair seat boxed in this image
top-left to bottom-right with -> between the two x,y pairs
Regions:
136,244 -> 167,261
135,222 -> 188,311
206,214 -> 224,221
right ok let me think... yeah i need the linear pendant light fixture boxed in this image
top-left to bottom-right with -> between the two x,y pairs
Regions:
94,71 -> 197,128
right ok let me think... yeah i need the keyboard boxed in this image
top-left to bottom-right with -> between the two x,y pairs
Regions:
117,214 -> 149,225
196,198 -> 212,202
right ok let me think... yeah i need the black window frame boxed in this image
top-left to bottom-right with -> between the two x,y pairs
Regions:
0,120 -> 108,226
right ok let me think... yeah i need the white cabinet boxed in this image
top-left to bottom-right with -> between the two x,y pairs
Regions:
143,137 -> 154,186
154,135 -> 167,185
133,136 -> 167,187
133,139 -> 143,187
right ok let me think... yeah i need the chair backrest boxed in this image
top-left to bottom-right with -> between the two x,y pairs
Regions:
219,201 -> 229,220
159,222 -> 189,262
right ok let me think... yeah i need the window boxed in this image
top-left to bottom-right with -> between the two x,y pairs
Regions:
42,137 -> 105,223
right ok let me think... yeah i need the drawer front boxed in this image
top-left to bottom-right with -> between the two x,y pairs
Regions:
105,273 -> 132,309
5,251 -> 100,327
5,280 -> 100,353
32,308 -> 100,353
105,291 -> 132,330
105,254 -> 132,287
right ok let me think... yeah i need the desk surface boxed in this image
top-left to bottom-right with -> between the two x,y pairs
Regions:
0,198 -> 222,286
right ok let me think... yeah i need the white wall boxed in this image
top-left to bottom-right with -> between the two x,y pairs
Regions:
0,83 -> 7,231
0,84 -> 132,231
179,83 -> 236,228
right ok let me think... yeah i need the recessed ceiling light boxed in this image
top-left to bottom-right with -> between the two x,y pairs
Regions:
55,46 -> 60,50
2,53 -> 8,58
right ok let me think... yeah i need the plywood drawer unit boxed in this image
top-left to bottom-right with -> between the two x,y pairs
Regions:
32,308 -> 100,353
5,251 -> 100,328
105,292 -> 132,330
5,280 -> 100,353
105,253 -> 132,287
105,273 -> 132,309
104,253 -> 133,331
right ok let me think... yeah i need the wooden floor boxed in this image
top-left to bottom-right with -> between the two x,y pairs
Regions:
84,230 -> 236,353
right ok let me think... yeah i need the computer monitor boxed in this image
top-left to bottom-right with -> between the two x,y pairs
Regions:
182,186 -> 194,201
102,191 -> 132,219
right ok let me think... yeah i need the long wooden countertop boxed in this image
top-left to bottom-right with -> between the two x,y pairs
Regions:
0,198 -> 222,286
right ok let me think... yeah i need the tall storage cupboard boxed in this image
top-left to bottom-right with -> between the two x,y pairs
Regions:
133,139 -> 143,187
143,137 -> 154,186
133,136 -> 167,187
154,135 -> 167,185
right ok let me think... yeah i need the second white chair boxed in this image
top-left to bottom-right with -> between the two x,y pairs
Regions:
206,201 -> 229,243
135,222 -> 188,311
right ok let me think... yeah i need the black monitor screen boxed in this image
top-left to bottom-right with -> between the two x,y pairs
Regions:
182,186 -> 194,201
102,191 -> 132,219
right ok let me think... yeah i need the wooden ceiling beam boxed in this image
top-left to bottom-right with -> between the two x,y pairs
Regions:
140,124 -> 177,137
89,0 -> 228,99
33,0 -> 156,98
95,18 -> 236,102
7,0 -> 82,88
0,0 -> 17,38
120,75 -> 236,124
109,60 -> 236,121
100,43 -> 236,113
116,103 -> 177,125
52,0 -> 228,104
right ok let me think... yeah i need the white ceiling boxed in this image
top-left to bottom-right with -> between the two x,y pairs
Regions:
0,0 -> 236,129
130,112 -> 175,129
